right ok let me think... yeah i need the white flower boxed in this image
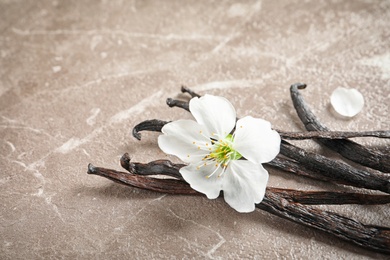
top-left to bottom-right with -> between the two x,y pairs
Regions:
158,95 -> 281,212
330,87 -> 364,117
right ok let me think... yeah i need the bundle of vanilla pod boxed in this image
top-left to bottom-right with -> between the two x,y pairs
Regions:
88,83 -> 390,255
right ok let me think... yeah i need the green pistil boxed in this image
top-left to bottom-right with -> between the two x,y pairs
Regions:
209,134 -> 242,166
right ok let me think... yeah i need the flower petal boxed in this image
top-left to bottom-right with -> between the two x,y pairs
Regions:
189,94 -> 236,138
330,87 -> 364,117
233,116 -> 281,164
180,164 -> 223,199
158,120 -> 211,164
222,160 -> 269,213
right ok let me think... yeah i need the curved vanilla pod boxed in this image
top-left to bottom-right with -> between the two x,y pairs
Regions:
290,83 -> 390,173
132,119 -> 169,140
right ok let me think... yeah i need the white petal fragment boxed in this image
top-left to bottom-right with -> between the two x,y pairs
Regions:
330,87 -> 364,117
189,94 -> 236,138
233,116 -> 281,164
180,164 -> 223,199
222,160 -> 269,213
158,119 -> 211,163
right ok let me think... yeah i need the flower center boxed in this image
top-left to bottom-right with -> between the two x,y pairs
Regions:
190,131 -> 243,178
208,134 -> 242,166
192,133 -> 242,178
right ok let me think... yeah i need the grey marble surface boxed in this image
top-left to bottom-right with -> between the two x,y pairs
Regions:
1,0 -> 389,259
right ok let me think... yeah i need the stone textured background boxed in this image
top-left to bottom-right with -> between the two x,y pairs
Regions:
1,0 -> 389,259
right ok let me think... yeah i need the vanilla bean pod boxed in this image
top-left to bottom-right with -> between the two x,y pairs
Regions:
87,160 -> 390,254
280,141 -> 390,194
166,98 -> 189,111
290,83 -> 390,173
132,119 -> 169,141
270,188 -> 390,205
257,193 -> 390,254
87,163 -> 197,194
132,119 -> 167,141
120,152 -> 184,180
267,156 -> 355,185
278,130 -> 390,140
181,85 -> 201,98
